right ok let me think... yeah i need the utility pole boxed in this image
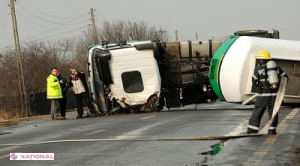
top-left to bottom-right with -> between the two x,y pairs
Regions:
175,30 -> 178,42
134,23 -> 140,40
10,0 -> 29,116
159,28 -> 163,42
159,28 -> 167,43
90,8 -> 99,45
195,32 -> 199,40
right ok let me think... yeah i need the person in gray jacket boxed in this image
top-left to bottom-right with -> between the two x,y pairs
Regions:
69,68 -> 96,118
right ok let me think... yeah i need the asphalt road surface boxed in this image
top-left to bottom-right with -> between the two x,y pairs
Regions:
0,103 -> 299,166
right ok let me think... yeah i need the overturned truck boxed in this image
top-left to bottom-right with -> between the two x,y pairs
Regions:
87,29 -> 298,114
87,40 -> 221,114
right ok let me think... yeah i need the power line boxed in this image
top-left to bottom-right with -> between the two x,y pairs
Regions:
33,25 -> 89,42
21,13 -> 88,40
16,3 -> 87,26
95,16 -> 102,24
16,10 -> 90,30
16,3 -> 67,25
16,11 -> 58,29
94,10 -> 106,22
0,25 -> 89,51
3,0 -> 9,6
9,7 -> 89,48
0,14 -> 89,51
45,25 -> 89,42
23,0 -> 85,20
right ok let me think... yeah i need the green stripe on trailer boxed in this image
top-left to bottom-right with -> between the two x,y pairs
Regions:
209,36 -> 238,101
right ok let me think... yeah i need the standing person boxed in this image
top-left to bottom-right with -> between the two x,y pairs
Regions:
69,68 -> 96,118
47,68 -> 63,120
57,70 -> 68,119
246,50 -> 288,135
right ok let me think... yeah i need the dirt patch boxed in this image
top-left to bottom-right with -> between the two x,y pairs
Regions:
0,110 -> 78,129
0,115 -> 48,129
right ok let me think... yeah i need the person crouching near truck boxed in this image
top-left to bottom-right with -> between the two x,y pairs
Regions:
47,68 -> 63,120
69,68 -> 96,118
246,50 -> 288,135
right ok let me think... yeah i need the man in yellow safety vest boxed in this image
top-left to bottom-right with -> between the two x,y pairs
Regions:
47,68 -> 63,120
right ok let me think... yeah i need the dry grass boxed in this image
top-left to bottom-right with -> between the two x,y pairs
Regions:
0,109 -> 78,129
0,109 -> 26,121
0,109 -> 24,128
0,110 -> 15,120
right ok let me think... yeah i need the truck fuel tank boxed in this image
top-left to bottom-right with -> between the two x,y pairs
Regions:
165,40 -> 222,59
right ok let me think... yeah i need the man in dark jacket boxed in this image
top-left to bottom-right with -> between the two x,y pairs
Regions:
69,68 -> 96,118
246,50 -> 289,135
57,70 -> 68,119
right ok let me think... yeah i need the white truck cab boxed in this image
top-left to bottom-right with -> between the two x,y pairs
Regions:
87,41 -> 161,114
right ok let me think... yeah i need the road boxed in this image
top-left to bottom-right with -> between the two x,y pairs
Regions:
0,103 -> 299,166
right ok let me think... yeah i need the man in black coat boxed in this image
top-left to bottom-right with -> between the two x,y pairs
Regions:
57,70 -> 68,119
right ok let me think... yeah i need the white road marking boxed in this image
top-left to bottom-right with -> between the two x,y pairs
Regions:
127,130 -> 140,135
226,120 -> 249,136
0,122 -> 164,146
85,129 -> 106,136
180,106 -> 194,109
0,152 -> 21,160
141,116 -> 155,120
243,107 -> 300,166
0,154 -> 10,160
113,122 -> 162,139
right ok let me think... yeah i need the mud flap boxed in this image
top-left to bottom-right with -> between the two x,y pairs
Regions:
260,76 -> 287,134
166,89 -> 181,108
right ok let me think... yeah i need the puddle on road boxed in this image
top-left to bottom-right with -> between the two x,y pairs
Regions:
201,141 -> 225,155
197,140 -> 227,166
0,132 -> 12,136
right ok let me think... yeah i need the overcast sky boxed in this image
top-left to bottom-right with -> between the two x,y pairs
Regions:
1,0 -> 300,53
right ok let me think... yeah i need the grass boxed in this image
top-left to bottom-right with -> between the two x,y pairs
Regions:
0,109 -> 25,128
0,110 -> 17,120
0,109 -> 27,120
0,109 -> 78,129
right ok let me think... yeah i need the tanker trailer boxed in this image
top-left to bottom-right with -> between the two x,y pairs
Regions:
209,36 -> 300,104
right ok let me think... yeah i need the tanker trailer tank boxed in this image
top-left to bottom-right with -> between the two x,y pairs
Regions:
209,36 -> 300,104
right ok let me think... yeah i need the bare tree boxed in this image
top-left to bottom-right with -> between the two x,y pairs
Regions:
219,35 -> 230,44
70,20 -> 171,69
0,50 -> 23,118
0,40 -> 75,119
72,31 -> 94,71
97,20 -> 170,42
